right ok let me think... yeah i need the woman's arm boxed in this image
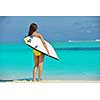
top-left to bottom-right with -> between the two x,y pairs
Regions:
33,33 -> 50,55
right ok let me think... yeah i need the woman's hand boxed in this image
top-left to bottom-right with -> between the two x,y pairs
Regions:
47,51 -> 50,56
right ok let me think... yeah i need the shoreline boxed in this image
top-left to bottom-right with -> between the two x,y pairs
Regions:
0,79 -> 100,83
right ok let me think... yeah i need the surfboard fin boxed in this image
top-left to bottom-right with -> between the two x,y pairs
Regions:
35,45 -> 38,48
27,39 -> 31,43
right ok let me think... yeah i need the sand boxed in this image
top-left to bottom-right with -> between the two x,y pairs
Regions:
1,80 -> 100,83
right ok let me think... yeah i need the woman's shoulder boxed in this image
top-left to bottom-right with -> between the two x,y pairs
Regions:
37,33 -> 43,35
36,33 -> 43,37
32,33 -> 43,38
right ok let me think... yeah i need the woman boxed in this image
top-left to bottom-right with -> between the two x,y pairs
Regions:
28,23 -> 49,81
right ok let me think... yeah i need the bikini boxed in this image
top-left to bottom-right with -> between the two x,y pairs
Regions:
33,49 -> 41,56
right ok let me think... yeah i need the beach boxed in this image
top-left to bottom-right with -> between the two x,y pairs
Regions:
1,80 -> 100,100
0,79 -> 100,83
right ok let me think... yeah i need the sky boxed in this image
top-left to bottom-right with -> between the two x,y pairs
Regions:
0,16 -> 100,43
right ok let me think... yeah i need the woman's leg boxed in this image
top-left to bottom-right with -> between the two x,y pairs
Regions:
38,54 -> 45,81
33,54 -> 39,81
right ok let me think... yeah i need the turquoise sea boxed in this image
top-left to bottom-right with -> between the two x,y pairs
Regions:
0,42 -> 100,81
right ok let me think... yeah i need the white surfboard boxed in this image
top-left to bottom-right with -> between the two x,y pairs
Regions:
24,36 -> 59,60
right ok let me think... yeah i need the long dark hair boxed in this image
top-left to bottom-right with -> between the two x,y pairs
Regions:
28,23 -> 38,36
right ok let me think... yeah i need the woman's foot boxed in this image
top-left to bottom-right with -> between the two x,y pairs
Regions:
37,78 -> 43,82
33,79 -> 37,82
